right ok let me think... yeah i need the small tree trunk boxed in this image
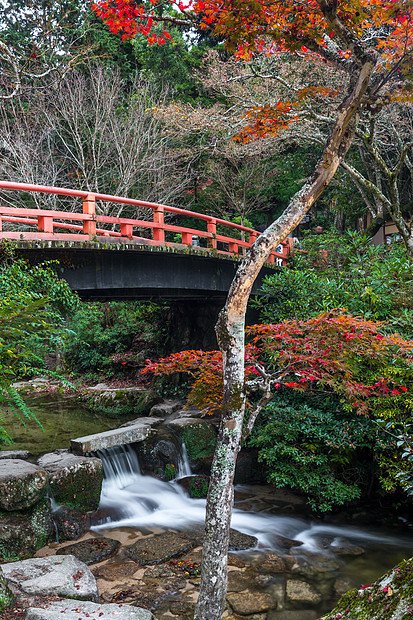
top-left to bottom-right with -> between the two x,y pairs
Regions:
194,59 -> 375,620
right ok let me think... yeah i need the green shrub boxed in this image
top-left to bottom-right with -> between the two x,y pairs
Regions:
249,393 -> 394,512
64,301 -> 167,375
254,233 -> 413,335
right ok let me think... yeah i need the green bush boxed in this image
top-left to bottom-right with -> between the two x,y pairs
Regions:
254,233 -> 413,335
64,301 -> 167,375
249,392 -> 394,512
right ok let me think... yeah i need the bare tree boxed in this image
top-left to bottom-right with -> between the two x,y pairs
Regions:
340,104 -> 413,253
0,65 -> 187,217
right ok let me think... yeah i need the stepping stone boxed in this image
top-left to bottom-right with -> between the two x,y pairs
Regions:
25,599 -> 156,619
126,531 -> 195,565
0,555 -> 98,602
60,537 -> 120,565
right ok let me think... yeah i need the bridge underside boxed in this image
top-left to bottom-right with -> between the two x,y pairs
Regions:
15,241 -> 276,301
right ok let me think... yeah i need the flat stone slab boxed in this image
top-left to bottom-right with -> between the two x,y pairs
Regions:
25,599 -> 156,620
71,419 -> 161,454
0,555 -> 98,602
60,537 -> 120,565
0,450 -> 30,460
37,452 -> 103,511
0,459 -> 48,511
126,531 -> 195,565
227,590 -> 277,615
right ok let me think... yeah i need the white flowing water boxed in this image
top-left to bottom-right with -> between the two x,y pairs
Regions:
92,445 -> 413,556
176,441 -> 192,478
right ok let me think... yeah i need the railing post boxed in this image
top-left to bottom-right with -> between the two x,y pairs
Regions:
181,232 -> 192,245
83,194 -> 96,236
249,231 -> 258,247
121,222 -> 133,239
282,238 -> 294,266
207,218 -> 217,249
228,241 -> 239,254
38,214 -> 54,233
153,206 -> 165,243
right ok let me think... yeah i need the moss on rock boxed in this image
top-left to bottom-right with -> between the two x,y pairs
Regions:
321,556 -> 413,619
38,453 -> 103,512
0,576 -> 14,611
0,498 -> 53,561
181,422 -> 217,464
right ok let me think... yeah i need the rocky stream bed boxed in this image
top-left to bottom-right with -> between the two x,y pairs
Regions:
1,384 -> 413,619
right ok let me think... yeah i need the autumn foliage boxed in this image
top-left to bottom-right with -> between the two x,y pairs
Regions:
92,0 -> 413,140
143,312 -> 413,417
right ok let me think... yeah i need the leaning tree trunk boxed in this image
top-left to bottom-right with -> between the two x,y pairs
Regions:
193,59 -> 376,620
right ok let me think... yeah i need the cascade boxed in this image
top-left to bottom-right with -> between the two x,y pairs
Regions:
176,441 -> 192,478
93,445 -> 413,558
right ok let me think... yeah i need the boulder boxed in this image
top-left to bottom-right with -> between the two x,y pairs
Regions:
321,556 -> 413,620
149,400 -> 184,418
177,421 -> 217,469
176,475 -> 209,498
0,460 -> 48,511
126,531 -> 195,565
0,555 -> 99,602
52,506 -> 91,541
37,452 -> 103,511
0,498 -> 53,561
25,599 -> 156,619
330,540 -> 366,556
286,579 -> 322,605
60,537 -> 120,565
86,386 -> 158,418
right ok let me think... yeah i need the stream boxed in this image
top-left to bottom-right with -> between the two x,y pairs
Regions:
4,394 -> 413,618
90,445 -> 413,618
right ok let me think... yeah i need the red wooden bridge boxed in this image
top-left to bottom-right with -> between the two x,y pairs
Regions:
0,181 -> 291,265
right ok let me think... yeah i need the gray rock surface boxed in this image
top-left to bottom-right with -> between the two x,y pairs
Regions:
0,555 -> 98,602
0,451 -> 30,460
227,590 -> 277,615
37,452 -> 103,511
60,537 -> 120,565
149,401 -> 184,418
0,499 -> 53,561
71,419 -> 161,454
0,460 -> 48,511
126,531 -> 195,565
25,599 -> 156,620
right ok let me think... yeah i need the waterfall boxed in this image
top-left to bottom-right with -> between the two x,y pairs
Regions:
91,444 -> 413,557
176,441 -> 192,478
97,444 -> 141,489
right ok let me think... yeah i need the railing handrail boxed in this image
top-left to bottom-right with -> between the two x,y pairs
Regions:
0,181 -> 257,233
0,180 -> 292,265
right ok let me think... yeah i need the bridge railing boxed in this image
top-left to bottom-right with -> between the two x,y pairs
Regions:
0,181 -> 292,265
